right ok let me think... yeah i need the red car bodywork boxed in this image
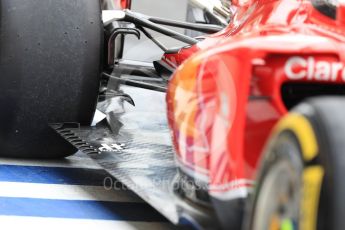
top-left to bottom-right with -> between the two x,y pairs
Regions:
166,0 -> 345,201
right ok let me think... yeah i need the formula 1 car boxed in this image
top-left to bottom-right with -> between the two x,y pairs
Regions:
0,0 -> 221,158
1,0 -> 345,230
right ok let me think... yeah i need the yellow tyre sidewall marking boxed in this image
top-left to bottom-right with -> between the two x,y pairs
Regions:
273,113 -> 318,162
273,113 -> 323,230
300,166 -> 324,230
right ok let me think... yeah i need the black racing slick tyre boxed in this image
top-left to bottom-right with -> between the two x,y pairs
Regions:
0,0 -> 102,158
244,97 -> 345,230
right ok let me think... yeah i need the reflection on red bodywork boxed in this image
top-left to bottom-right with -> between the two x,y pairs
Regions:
167,0 -> 345,200
120,0 -> 131,9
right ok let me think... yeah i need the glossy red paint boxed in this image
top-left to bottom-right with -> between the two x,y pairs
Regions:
120,0 -> 131,9
166,0 -> 345,200
162,45 -> 198,68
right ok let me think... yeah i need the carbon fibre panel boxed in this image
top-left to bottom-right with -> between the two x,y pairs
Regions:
55,86 -> 219,230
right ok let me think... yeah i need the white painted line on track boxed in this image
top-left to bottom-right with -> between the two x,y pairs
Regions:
0,216 -> 178,230
0,152 -> 102,169
0,182 -> 142,202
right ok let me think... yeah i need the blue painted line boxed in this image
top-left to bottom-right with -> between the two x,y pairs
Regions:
0,165 -> 112,186
0,197 -> 167,222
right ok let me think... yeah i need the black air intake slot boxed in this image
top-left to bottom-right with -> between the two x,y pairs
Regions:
281,82 -> 345,110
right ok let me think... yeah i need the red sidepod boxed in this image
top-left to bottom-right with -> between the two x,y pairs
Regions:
167,0 -> 345,200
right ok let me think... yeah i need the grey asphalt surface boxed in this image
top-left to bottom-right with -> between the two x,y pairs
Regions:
124,0 -> 189,62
